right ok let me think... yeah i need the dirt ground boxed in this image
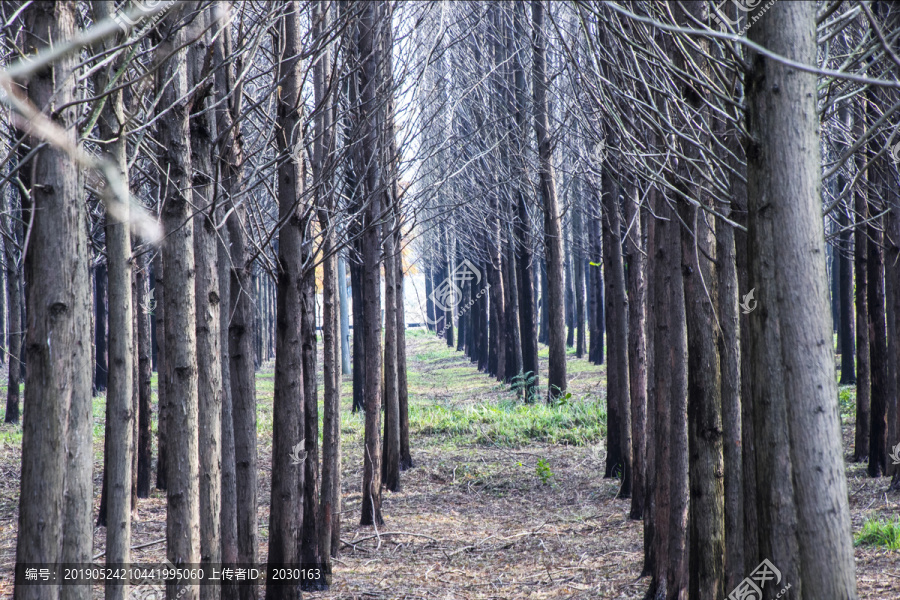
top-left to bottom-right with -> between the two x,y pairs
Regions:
0,331 -> 898,598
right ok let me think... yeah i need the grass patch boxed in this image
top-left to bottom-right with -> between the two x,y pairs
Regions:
410,396 -> 605,447
855,517 -> 900,550
838,385 -> 855,424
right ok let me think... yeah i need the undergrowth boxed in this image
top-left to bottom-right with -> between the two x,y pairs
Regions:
855,517 -> 900,550
410,396 -> 606,447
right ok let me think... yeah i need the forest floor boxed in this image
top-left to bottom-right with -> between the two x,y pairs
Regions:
0,329 -> 898,598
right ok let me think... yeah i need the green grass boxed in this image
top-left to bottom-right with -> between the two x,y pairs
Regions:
838,385 -> 856,424
855,517 -> 900,550
409,395 -> 606,447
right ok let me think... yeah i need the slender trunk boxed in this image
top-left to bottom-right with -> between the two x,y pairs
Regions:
92,4 -> 135,594
396,247 -> 412,469
504,228 -> 523,382
746,3 -> 858,594
267,8 -> 306,598
339,254 -> 351,376
94,263 -> 109,394
314,0 -> 341,569
574,199 -> 586,359
868,129 -> 888,477
532,2 -> 566,401
511,1 -> 537,397
300,213 -> 323,584
382,220 -> 401,491
153,252 -> 168,491
217,204 -> 238,600
624,188 -> 646,520
4,144 -> 23,424
136,251 -> 152,498
839,207 -> 856,384
854,124 -> 871,461
358,0 -> 384,527
214,8 -> 258,597
601,132 -> 630,489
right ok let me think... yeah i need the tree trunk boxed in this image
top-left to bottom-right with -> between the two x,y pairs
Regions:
854,113 -> 870,461
511,1 -> 537,398
382,217 -> 401,491
624,187 -> 646,521
15,4 -> 93,600
314,0 -> 341,569
94,263 -> 109,394
92,4 -> 135,594
396,246 -> 412,469
267,7 -> 306,597
300,209 -> 323,586
217,196 -> 239,600
189,13 -> 222,596
645,184 -> 688,598
839,208 -> 856,384
153,252 -> 168,492
158,11 -> 202,597
574,198 -> 586,359
4,143 -> 23,424
136,251 -> 152,498
213,8 -> 258,597
600,130 -> 631,491
867,123 -> 888,477
746,3 -> 858,594
339,254 -> 352,376
358,0 -> 385,528
531,0 -> 566,402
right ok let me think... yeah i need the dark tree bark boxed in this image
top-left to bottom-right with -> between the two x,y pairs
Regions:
854,111 -> 871,462
153,252 -> 168,492
94,263 -> 109,395
314,0 -> 341,567
600,129 -> 631,492
511,1 -> 537,397
587,195 -> 604,366
839,207 -> 856,384
136,251 -> 152,498
358,0 -> 385,527
531,0 -> 566,402
746,3 -> 858,594
867,111 -> 889,478
15,5 -> 93,600
267,6 -> 306,598
645,185 -> 689,599
382,214 -> 401,494
213,9 -> 258,597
